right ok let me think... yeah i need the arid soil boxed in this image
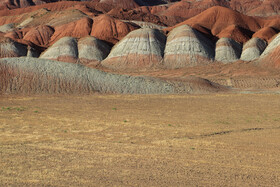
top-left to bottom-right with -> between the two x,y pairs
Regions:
0,94 -> 280,186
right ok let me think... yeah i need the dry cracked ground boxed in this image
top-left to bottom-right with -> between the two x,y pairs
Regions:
0,94 -> 280,186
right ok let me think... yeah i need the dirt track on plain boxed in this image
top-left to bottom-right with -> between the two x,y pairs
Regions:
0,94 -> 280,186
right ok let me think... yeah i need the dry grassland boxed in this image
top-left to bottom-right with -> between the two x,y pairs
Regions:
0,94 -> 280,186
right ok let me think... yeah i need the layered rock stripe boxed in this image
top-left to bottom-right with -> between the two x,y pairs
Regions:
1,25 -> 279,69
78,36 -> 111,66
40,36 -> 111,65
40,37 -> 79,63
241,37 -> 267,61
101,28 -> 166,70
215,37 -> 242,63
259,33 -> 280,68
163,25 -> 215,69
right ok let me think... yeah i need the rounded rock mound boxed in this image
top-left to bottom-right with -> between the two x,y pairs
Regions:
40,37 -> 78,63
259,33 -> 280,68
0,37 -> 27,58
23,25 -> 55,47
163,25 -> 215,69
78,36 -> 111,67
50,17 -> 93,45
240,38 -> 267,61
215,38 -> 242,63
91,15 -> 139,44
101,28 -> 166,71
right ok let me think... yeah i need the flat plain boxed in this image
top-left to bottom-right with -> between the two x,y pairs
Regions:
0,94 -> 280,186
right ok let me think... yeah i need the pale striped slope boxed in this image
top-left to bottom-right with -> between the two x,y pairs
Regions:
40,37 -> 78,63
259,33 -> 280,68
163,25 -> 215,68
215,38 -> 242,63
240,38 -> 267,61
78,36 -> 110,67
101,28 -> 166,70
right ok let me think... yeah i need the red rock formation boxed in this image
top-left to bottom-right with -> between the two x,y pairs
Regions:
165,6 -> 279,43
50,17 -> 93,45
5,28 -> 31,40
23,25 -> 54,47
91,14 -> 139,44
253,27 -> 278,42
99,0 -> 140,9
216,25 -> 253,44
107,7 -> 181,27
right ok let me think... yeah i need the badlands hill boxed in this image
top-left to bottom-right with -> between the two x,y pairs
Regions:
0,1 -> 279,94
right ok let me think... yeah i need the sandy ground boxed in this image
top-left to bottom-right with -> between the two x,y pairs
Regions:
0,94 -> 280,186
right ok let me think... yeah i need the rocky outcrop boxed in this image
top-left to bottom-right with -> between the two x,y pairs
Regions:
0,37 -> 27,58
101,28 -> 166,70
91,15 -> 139,44
78,36 -> 111,67
253,27 -> 278,42
165,6 -> 266,44
259,33 -> 280,68
215,38 -> 242,63
23,25 -> 54,47
163,25 -> 215,68
50,17 -> 93,45
40,37 -> 78,63
240,38 -> 267,61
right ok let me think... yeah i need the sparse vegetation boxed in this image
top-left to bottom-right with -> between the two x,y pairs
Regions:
1,106 -> 25,111
0,94 -> 279,186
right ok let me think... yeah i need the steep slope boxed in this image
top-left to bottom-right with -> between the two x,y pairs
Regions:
240,38 -> 267,61
166,6 -> 266,43
259,33 -> 280,68
40,37 -> 78,63
101,28 -> 166,70
252,27 -> 278,42
215,38 -> 242,63
163,25 -> 215,68
50,17 -> 93,45
78,36 -> 111,67
23,25 -> 54,47
91,14 -> 139,44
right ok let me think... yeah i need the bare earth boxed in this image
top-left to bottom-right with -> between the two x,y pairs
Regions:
0,94 -> 280,186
